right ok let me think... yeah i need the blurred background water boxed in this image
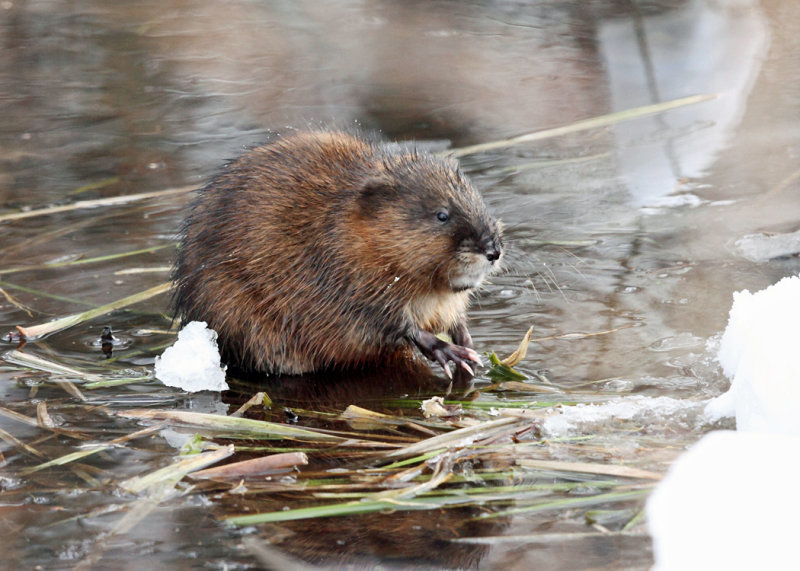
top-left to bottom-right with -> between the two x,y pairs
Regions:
0,0 -> 798,568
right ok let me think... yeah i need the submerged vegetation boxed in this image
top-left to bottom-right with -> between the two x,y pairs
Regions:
0,309 -> 675,567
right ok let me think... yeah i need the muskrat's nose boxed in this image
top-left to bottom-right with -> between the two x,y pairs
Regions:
479,232 -> 502,263
485,244 -> 502,263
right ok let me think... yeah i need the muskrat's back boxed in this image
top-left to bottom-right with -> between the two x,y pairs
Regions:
173,130 -> 503,376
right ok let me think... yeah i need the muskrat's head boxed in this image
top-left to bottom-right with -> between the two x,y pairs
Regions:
353,151 -> 503,293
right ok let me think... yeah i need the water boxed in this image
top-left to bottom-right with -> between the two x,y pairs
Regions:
1,1 -> 799,568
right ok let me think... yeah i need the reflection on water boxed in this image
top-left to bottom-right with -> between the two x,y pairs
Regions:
0,0 -> 799,568
600,0 -> 770,205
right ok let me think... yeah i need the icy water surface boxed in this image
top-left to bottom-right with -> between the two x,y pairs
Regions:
1,1 -> 799,569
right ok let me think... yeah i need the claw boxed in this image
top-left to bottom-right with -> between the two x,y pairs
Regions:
464,347 -> 482,366
410,329 -> 483,380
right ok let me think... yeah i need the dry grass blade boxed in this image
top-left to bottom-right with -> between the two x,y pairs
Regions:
0,243 -> 177,276
120,444 -> 234,494
485,381 -> 562,394
15,282 -> 171,340
230,391 -> 272,417
502,326 -> 534,367
516,459 -> 662,480
0,185 -> 197,223
0,279 -> 96,307
446,93 -> 716,157
382,416 -> 519,460
190,452 -> 309,480
114,266 -> 172,275
493,152 -> 612,174
0,285 -> 35,317
118,409 -> 348,442
21,422 -> 167,474
342,404 -> 440,434
0,405 -> 40,427
55,380 -> 88,401
340,404 -> 396,431
0,403 -> 87,439
372,452 -> 455,500
36,401 -> 56,428
0,242 -> 177,275
3,350 -> 102,382
0,426 -> 46,458
530,323 -> 638,344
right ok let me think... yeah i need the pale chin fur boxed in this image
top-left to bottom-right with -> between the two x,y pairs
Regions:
450,271 -> 487,292
449,254 -> 494,292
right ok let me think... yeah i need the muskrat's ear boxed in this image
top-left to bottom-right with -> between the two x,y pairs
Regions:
356,174 -> 396,215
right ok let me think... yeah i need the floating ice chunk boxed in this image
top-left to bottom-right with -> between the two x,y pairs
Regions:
648,430 -> 800,571
154,321 -> 228,392
642,193 -> 704,211
542,395 -> 704,437
705,274 -> 800,433
160,428 -> 197,450
734,229 -> 800,262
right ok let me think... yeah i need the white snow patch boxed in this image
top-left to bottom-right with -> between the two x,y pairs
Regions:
652,275 -> 800,568
648,430 -> 800,571
154,321 -> 229,392
704,274 -> 800,433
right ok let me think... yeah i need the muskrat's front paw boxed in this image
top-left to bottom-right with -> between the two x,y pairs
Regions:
411,329 -> 483,379
433,343 -> 482,378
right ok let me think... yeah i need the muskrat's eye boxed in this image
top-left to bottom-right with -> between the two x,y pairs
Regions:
436,210 -> 449,223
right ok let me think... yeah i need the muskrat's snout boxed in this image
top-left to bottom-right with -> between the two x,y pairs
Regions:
448,221 -> 503,292
476,216 -> 504,266
482,230 -> 503,264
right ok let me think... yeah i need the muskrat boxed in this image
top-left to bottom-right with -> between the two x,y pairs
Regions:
172,130 -> 503,377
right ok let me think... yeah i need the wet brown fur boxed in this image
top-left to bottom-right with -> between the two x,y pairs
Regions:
172,130 -> 502,374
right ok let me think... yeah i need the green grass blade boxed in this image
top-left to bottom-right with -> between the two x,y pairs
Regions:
68,176 -> 121,195
226,495 -> 478,525
477,489 -> 652,520
83,377 -> 150,389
